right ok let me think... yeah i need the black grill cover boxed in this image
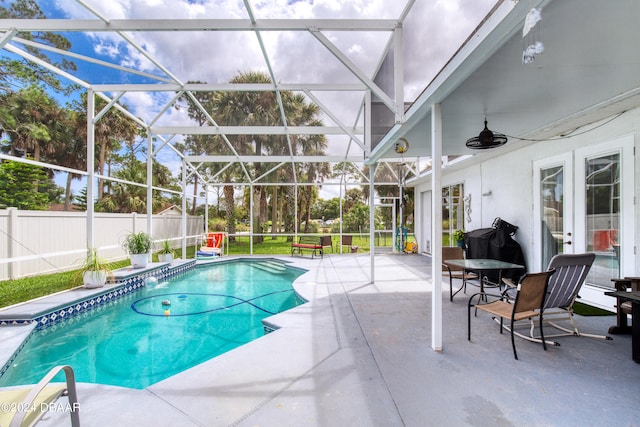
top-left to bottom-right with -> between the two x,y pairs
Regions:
464,218 -> 526,282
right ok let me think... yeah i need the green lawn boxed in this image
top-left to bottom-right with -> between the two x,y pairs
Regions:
0,235 -> 381,309
0,259 -> 131,309
225,235 -> 374,254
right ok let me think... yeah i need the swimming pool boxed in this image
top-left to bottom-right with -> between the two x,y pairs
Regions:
0,259 -> 306,389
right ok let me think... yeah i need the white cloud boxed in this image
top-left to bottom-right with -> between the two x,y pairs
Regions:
403,0 -> 497,100
56,0 -> 499,119
48,0 -> 500,193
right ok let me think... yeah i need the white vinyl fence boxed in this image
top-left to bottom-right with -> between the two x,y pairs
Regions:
0,208 -> 204,280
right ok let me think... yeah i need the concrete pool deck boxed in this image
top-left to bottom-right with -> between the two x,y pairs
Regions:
2,254 -> 640,426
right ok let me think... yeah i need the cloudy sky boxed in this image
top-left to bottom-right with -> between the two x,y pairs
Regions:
45,0 -> 496,121
37,0 -> 497,198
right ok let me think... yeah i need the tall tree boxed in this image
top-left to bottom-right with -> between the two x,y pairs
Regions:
293,121 -> 330,232
51,109 -> 85,210
333,161 -> 364,202
272,94 -> 329,236
0,160 -> 49,209
73,93 -> 139,200
213,72 -> 277,243
0,85 -> 66,162
175,84 -> 219,215
364,163 -> 402,230
96,154 -> 177,214
0,0 -> 77,94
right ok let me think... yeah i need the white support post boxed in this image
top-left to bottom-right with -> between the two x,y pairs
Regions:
393,25 -> 404,124
204,184 -> 209,234
249,183 -> 253,255
431,103 -> 443,351
392,202 -> 397,253
86,90 -> 95,254
181,159 -> 188,259
8,207 -> 18,279
294,184 -> 298,236
365,89 -> 375,283
339,181 -> 344,253
146,130 -> 153,243
369,164 -> 375,283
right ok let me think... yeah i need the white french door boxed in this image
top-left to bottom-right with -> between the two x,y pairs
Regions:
533,152 -> 574,269
534,135 -> 635,309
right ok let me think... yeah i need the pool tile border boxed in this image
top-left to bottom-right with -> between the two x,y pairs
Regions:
0,257 -> 304,383
0,260 -> 196,329
0,260 -> 196,380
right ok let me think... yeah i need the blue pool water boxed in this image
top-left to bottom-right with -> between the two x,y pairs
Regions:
0,260 -> 305,389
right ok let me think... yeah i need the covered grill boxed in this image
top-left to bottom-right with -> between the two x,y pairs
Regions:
464,218 -> 526,283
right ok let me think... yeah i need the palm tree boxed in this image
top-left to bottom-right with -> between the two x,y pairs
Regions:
0,86 -> 64,162
72,93 -> 139,201
176,84 -> 219,215
55,109 -> 86,210
0,0 -> 77,94
192,71 -> 332,242
271,93 -> 330,236
96,154 -> 176,213
292,117 -> 330,233
212,72 -> 278,243
0,86 -> 75,208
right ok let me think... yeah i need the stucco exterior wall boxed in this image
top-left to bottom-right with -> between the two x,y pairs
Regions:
413,107 -> 640,285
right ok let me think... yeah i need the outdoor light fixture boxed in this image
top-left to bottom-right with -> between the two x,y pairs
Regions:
465,119 -> 508,149
394,137 -> 409,154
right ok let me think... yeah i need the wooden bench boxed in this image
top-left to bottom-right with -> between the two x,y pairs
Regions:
291,236 -> 323,258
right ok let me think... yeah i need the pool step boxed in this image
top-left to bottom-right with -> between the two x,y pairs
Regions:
253,260 -> 287,274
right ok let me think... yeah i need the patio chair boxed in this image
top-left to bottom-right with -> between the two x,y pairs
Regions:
340,235 -> 354,253
503,253 -> 609,343
197,232 -> 224,257
443,246 -> 478,301
320,235 -> 333,254
468,270 -> 555,360
0,365 -> 80,427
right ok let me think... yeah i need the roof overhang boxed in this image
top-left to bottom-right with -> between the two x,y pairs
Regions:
370,0 -> 640,165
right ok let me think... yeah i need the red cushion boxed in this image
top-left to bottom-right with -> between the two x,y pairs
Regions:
292,243 -> 321,249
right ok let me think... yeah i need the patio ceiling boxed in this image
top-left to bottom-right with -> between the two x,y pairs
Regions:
372,0 -> 640,166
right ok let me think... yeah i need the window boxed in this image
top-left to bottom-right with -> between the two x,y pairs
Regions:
442,183 -> 464,245
585,153 -> 621,286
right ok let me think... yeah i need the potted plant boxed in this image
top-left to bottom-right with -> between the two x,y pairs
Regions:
122,231 -> 152,268
78,248 -> 111,288
157,239 -> 174,264
453,230 -> 465,247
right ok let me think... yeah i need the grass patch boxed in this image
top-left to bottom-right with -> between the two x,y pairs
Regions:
572,301 -> 614,316
0,259 -> 130,309
225,235 -> 373,254
0,235 -> 382,309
